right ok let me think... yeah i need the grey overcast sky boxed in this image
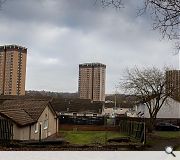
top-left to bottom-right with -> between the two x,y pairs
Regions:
0,0 -> 178,94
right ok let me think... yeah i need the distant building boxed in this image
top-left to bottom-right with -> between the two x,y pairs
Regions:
51,98 -> 103,116
102,102 -> 132,117
166,70 -> 180,98
0,45 -> 27,95
78,63 -> 106,101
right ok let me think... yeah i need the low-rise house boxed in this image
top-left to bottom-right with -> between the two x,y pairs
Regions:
102,107 -> 130,117
0,99 -> 58,141
102,102 -> 132,117
130,97 -> 180,119
126,110 -> 138,117
51,98 -> 103,117
51,98 -> 104,125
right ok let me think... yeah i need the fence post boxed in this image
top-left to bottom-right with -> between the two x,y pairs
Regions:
119,120 -> 146,144
143,122 -> 146,144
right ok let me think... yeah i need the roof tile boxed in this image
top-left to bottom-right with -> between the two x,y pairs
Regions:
0,99 -> 49,126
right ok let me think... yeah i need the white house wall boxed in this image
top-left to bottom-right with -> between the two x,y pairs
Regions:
156,98 -> 180,118
12,105 -> 58,141
13,124 -> 30,140
102,107 -> 129,116
31,105 -> 58,140
136,98 -> 180,119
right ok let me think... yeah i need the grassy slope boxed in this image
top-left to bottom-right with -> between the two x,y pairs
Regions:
154,131 -> 180,151
146,131 -> 180,151
60,130 -> 180,150
153,131 -> 180,139
61,131 -> 126,145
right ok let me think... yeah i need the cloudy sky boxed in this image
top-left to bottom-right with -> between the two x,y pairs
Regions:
0,0 -> 178,94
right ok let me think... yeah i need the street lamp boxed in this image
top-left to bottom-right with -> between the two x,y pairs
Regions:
104,115 -> 107,145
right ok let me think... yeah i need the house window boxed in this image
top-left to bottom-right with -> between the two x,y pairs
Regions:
93,114 -> 97,117
44,119 -> 48,129
35,123 -> 38,133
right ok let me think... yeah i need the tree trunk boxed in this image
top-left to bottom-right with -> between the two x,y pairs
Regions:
147,117 -> 156,133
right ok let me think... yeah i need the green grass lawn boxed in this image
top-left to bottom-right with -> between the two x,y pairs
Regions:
153,131 -> 180,151
60,131 -> 126,145
152,131 -> 180,139
146,131 -> 180,150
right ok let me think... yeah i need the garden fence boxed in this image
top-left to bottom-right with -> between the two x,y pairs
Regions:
0,118 -> 13,145
119,120 -> 146,144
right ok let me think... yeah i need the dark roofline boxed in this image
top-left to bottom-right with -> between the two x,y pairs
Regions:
48,102 -> 58,116
79,63 -> 106,68
32,101 -> 57,121
169,96 -> 180,103
166,70 -> 180,72
0,44 -> 27,50
0,99 -> 56,126
0,112 -> 36,127
0,95 -> 52,101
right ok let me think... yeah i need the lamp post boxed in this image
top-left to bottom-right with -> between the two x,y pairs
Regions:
114,85 -> 118,126
114,85 -> 118,110
104,115 -> 107,145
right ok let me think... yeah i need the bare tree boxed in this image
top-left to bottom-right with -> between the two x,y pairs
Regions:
97,0 -> 180,41
121,67 -> 175,132
96,0 -> 124,9
141,0 -> 180,40
0,0 -> 6,9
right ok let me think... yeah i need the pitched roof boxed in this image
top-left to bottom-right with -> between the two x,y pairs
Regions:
0,109 -> 35,126
0,95 -> 52,101
0,99 -> 52,126
51,98 -> 103,113
105,102 -> 134,108
171,96 -> 180,103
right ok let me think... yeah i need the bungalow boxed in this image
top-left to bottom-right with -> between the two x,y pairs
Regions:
129,97 -> 180,119
0,99 -> 58,141
51,98 -> 103,117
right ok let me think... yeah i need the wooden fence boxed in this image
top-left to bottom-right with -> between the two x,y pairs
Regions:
0,118 -> 13,145
119,120 -> 145,144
